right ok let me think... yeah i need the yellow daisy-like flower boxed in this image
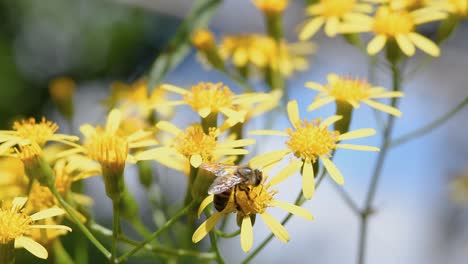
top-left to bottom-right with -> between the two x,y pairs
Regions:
299,0 -> 374,39
135,121 -> 255,171
192,177 -> 313,252
0,158 -> 27,200
219,35 -> 315,77
306,73 -> 404,117
0,197 -> 71,259
252,0 -> 289,15
429,0 -> 467,16
249,100 -> 379,199
79,109 -> 158,171
340,6 -> 447,56
0,117 -> 79,154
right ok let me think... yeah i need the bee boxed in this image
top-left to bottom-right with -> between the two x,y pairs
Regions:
200,163 -> 263,212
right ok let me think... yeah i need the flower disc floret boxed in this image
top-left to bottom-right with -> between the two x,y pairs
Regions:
373,8 -> 415,36
13,118 -> 59,147
174,126 -> 217,163
0,203 -> 32,244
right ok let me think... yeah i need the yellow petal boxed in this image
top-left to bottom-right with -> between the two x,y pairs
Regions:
321,157 -> 344,185
15,236 -> 48,259
105,109 -> 122,134
260,212 -> 290,243
327,73 -> 339,84
127,130 -> 155,142
305,82 -> 326,92
320,115 -> 343,128
198,107 -> 212,118
217,139 -> 256,148
214,149 -> 249,156
161,84 -> 190,95
302,160 -> 315,199
396,34 -> 415,56
336,144 -> 380,151
249,149 -> 291,168
30,207 -> 65,221
249,130 -> 288,136
12,197 -> 28,211
362,99 -> 402,117
299,17 -> 325,40
129,140 -> 159,149
338,128 -> 376,141
156,121 -> 182,135
324,16 -> 339,37
233,47 -> 248,66
369,91 -> 404,99
154,154 -> 187,172
198,195 -> 214,218
241,216 -> 253,252
287,100 -> 300,129
30,225 -> 72,232
407,32 -> 440,57
135,147 -> 174,160
307,97 -> 335,112
190,154 -> 203,168
271,200 -> 314,221
367,35 -> 387,55
192,212 -> 223,243
79,124 -> 96,138
269,159 -> 302,187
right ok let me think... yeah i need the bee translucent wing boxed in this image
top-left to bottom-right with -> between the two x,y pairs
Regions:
200,163 -> 238,177
208,174 -> 244,195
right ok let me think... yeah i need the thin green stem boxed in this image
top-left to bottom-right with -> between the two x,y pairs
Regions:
331,181 -> 361,216
49,184 -> 111,259
111,199 -> 121,263
214,229 -> 240,238
357,61 -> 401,264
242,169 -> 327,264
116,201 -> 196,263
209,228 -> 225,264
390,96 -> 468,148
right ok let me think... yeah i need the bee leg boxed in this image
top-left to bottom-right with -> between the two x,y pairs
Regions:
238,185 -> 253,201
234,186 -> 246,215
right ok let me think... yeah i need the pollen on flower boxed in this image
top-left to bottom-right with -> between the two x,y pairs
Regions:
233,183 -> 276,217
373,8 -> 415,36
27,183 -> 56,211
85,129 -> 128,173
252,0 -> 289,14
184,82 -> 234,114
286,119 -> 339,162
321,0 -> 357,17
327,76 -> 372,102
0,201 -> 32,244
173,125 -> 217,162
17,144 -> 43,168
13,118 -> 59,147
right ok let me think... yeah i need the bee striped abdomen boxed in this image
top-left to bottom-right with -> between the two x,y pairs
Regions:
213,189 -> 232,212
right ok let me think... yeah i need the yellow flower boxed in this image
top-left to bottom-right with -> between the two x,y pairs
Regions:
429,0 -> 468,16
192,28 -> 216,50
0,158 -> 27,200
299,0 -> 374,39
380,0 -> 430,10
252,0 -> 289,15
0,117 -> 79,154
219,35 -> 314,77
0,197 -> 71,259
249,100 -> 379,199
340,6 -> 447,56
306,73 -> 404,116
135,122 -> 255,170
48,77 -> 76,102
449,173 -> 468,206
193,177 -> 313,252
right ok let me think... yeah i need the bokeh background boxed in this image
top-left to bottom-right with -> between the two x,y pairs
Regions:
1,0 -> 467,263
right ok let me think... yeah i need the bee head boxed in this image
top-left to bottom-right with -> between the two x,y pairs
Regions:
253,169 -> 263,186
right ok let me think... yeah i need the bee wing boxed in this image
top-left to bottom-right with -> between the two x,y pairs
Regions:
200,163 -> 238,177
207,174 -> 244,195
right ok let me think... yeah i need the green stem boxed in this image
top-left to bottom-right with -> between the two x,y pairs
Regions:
242,168 -> 327,264
53,239 -> 74,264
214,229 -> 240,238
331,182 -> 361,216
357,61 -> 400,264
390,96 -> 468,148
116,201 -> 196,263
111,199 -> 121,263
49,184 -> 111,259
0,240 -> 15,264
209,228 -> 225,264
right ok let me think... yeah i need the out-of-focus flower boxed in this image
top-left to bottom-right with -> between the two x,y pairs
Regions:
381,0 -> 430,10
135,122 -> 255,170
340,6 -> 447,56
249,100 -> 379,199
219,35 -> 315,78
252,0 -> 289,15
192,28 -> 217,51
0,158 -> 27,200
0,118 -> 79,154
193,177 -> 313,252
0,197 -> 71,259
306,73 -> 404,116
48,77 -> 76,119
429,0 -> 467,16
449,173 -> 468,206
299,0 -> 374,39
